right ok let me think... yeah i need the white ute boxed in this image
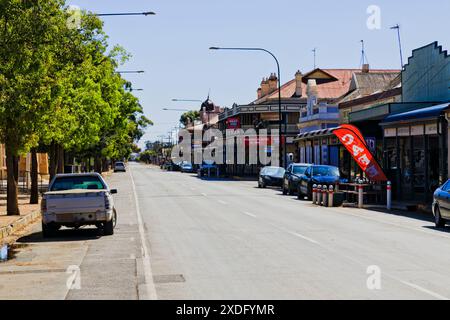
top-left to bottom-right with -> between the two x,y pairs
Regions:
41,173 -> 118,237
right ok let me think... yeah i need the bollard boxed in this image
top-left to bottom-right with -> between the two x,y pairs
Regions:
328,185 -> 334,207
317,185 -> 322,205
358,182 -> 364,208
387,181 -> 392,211
322,185 -> 328,207
312,184 -> 317,204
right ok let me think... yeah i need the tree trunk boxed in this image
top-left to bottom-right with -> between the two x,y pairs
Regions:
102,158 -> 109,172
5,142 -> 20,215
49,142 -> 57,181
94,157 -> 102,173
30,148 -> 39,204
57,144 -> 64,174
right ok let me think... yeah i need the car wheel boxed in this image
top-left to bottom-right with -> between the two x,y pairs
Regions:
435,205 -> 446,228
42,222 -> 59,238
282,182 -> 288,195
261,181 -> 266,189
297,187 -> 303,200
289,185 -> 295,196
306,185 -> 313,201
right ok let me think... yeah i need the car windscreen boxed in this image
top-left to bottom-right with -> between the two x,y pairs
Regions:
262,167 -> 285,177
292,166 -> 308,175
115,162 -> 124,166
312,166 -> 339,177
50,176 -> 106,191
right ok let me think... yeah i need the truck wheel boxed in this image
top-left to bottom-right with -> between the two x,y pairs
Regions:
42,222 -> 58,238
103,209 -> 117,236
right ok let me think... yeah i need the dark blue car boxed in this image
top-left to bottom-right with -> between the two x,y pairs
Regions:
298,165 -> 340,200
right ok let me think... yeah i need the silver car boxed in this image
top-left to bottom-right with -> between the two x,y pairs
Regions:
41,173 -> 118,237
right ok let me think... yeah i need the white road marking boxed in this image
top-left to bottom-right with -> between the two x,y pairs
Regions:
129,167 -> 157,300
201,193 -> 207,197
217,200 -> 227,205
288,231 -> 320,245
242,211 -> 257,218
399,280 -> 449,300
268,222 -> 319,245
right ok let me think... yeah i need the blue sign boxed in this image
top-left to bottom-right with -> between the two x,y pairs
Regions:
365,137 -> 376,154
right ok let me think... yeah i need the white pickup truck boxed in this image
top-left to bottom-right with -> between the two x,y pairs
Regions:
41,173 -> 117,237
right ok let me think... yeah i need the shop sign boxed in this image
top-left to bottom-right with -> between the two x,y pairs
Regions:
333,124 -> 387,182
425,123 -> 438,135
411,125 -> 424,136
384,128 -> 396,137
397,127 -> 410,136
226,117 -> 241,129
260,112 -> 280,121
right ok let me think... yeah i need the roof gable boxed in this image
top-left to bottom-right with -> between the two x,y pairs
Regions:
302,68 -> 339,84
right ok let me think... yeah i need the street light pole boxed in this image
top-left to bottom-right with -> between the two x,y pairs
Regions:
209,47 -> 284,168
117,70 -> 145,74
172,99 -> 203,103
96,11 -> 156,17
162,108 -> 191,112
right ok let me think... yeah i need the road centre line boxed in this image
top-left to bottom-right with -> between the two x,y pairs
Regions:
242,211 -> 257,218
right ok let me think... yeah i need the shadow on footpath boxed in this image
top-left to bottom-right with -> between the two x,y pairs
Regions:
17,228 -> 101,244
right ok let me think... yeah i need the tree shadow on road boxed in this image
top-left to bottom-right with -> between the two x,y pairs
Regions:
423,225 -> 450,234
16,228 -> 101,244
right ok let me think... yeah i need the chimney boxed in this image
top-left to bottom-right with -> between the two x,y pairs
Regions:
260,78 -> 270,97
268,73 -> 278,93
306,79 -> 318,116
257,87 -> 262,99
362,64 -> 370,73
295,70 -> 303,97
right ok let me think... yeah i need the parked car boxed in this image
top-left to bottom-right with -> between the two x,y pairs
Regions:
41,173 -> 118,237
180,162 -> 194,173
432,179 -> 450,227
113,161 -> 126,172
282,163 -> 312,195
258,166 -> 285,188
298,165 -> 340,200
198,162 -> 219,177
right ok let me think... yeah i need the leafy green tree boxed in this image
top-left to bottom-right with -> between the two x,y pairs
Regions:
180,110 -> 200,127
0,0 -> 68,214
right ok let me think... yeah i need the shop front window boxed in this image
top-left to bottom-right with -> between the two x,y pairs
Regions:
428,135 -> 440,193
399,137 -> 413,199
412,136 -> 425,194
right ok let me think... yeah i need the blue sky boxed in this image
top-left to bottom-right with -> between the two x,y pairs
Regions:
67,0 -> 449,146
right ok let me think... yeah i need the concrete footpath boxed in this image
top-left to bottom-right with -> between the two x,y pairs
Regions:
0,195 -> 41,247
0,170 -> 150,300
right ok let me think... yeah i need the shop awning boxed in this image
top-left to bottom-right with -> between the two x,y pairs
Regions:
294,128 -> 335,141
381,103 -> 450,124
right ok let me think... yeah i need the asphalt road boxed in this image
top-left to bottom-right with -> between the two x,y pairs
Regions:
2,162 -> 450,300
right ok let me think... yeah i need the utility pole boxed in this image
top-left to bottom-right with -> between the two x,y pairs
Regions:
312,48 -> 317,69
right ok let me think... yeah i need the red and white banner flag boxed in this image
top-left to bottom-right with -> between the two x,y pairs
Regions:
333,125 -> 387,182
